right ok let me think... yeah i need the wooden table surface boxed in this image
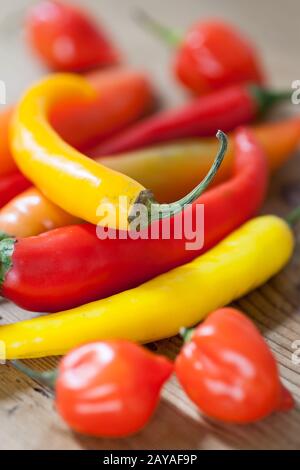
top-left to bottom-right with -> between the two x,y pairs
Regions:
0,0 -> 300,450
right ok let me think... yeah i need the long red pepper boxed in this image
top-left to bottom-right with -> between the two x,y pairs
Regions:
0,128 -> 267,312
89,84 -> 290,156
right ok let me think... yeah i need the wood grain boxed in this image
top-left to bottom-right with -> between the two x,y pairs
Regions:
0,0 -> 300,450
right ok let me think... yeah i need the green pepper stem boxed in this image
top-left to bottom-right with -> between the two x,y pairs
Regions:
179,327 -> 195,343
249,84 -> 292,115
139,130 -> 227,225
134,8 -> 182,46
11,360 -> 57,390
286,206 -> 300,226
0,231 -> 9,241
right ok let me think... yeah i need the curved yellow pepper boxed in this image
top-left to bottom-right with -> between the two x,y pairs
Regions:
10,74 -> 228,229
0,215 -> 293,359
10,74 -> 147,230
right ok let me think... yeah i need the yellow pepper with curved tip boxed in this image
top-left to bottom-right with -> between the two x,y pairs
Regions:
10,74 -> 227,229
10,74 -> 147,230
0,215 -> 293,359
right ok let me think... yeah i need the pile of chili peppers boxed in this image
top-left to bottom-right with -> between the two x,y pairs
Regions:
0,0 -> 299,438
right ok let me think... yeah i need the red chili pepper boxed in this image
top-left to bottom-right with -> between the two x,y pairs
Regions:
0,173 -> 31,209
13,341 -> 173,437
136,10 -> 264,95
0,128 -> 267,312
26,0 -> 119,71
90,84 -> 290,157
175,308 -> 294,423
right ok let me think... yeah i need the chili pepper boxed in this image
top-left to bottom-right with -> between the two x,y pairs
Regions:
91,84 -> 290,156
26,0 -> 119,71
0,187 -> 81,238
10,74 -> 224,229
175,308 -> 294,424
0,172 -> 31,210
136,10 -> 264,95
50,67 -> 153,150
13,341 -> 173,437
1,117 -> 298,237
0,214 -> 293,359
1,128 -> 265,312
0,107 -> 18,176
0,67 -> 152,179
98,117 -> 300,202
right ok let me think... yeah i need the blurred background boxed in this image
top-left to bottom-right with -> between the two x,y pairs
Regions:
0,0 -> 299,105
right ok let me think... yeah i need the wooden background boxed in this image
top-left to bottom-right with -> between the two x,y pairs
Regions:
0,0 -> 300,450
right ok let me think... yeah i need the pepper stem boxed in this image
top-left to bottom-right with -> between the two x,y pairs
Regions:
249,84 -> 292,115
138,130 -> 227,225
179,327 -> 195,343
0,231 -> 9,241
11,360 -> 57,390
134,8 -> 182,46
286,206 -> 300,226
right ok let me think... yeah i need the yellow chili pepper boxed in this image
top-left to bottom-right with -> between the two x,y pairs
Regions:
10,74 -> 145,230
0,215 -> 293,359
11,74 -> 224,229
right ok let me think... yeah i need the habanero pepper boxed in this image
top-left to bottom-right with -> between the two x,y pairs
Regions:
176,308 -> 294,423
0,67 -> 153,178
13,341 -> 173,437
10,73 -> 209,229
90,83 -> 290,156
0,117 -> 299,238
26,0 -> 120,72
136,10 -> 264,95
0,214 -> 293,359
1,128 -> 266,312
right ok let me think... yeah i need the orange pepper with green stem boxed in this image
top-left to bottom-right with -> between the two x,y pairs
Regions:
1,118 -> 299,238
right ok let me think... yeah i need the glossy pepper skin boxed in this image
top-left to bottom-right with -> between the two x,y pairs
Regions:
0,117 -> 299,238
0,172 -> 31,210
10,74 -> 146,229
0,215 -> 293,359
92,84 -> 290,156
0,187 -> 81,238
0,67 -> 152,179
176,308 -> 294,423
1,128 -> 267,312
26,0 -> 119,71
175,20 -> 264,95
55,341 -> 173,437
